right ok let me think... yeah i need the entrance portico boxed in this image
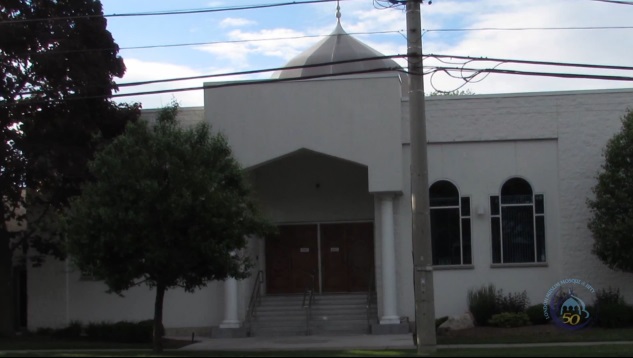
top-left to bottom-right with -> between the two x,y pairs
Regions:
240,148 -> 404,330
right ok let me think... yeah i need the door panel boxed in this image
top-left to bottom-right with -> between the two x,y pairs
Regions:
265,225 -> 318,294
321,224 -> 349,292
346,223 -> 375,292
321,223 -> 374,292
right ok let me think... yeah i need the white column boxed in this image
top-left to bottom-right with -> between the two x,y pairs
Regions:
380,194 -> 400,324
219,278 -> 241,328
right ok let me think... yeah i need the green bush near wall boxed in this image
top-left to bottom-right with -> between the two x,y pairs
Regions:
488,312 -> 531,328
41,320 -> 162,343
468,284 -> 498,326
468,284 -> 531,326
526,304 -> 550,325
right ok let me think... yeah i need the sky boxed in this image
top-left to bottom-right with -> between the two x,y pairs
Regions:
99,0 -> 633,109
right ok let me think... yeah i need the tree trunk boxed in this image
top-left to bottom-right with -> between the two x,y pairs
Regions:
153,283 -> 166,353
0,226 -> 14,337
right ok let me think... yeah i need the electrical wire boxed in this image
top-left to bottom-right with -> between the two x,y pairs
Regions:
2,66 -> 408,106
6,53 -> 633,106
0,0 -> 345,24
423,25 -> 633,35
114,54 -> 633,88
429,54 -> 633,72
11,24 -> 633,58
10,30 -> 404,57
590,0 -> 633,5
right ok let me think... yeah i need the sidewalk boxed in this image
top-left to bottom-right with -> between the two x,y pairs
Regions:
173,334 -> 633,352
175,333 -> 416,351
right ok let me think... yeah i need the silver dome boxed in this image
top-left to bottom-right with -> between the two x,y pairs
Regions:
272,21 -> 402,79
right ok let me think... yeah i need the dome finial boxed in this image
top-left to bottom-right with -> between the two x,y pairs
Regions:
336,0 -> 341,22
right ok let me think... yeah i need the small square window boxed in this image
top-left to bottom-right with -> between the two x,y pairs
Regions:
490,196 -> 500,216
461,197 -> 471,217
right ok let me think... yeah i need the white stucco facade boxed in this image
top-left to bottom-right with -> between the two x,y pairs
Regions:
26,80 -> 633,332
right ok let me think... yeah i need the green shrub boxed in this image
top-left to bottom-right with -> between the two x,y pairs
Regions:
497,290 -> 530,313
468,284 -> 533,326
468,284 -> 499,326
35,327 -> 53,336
84,320 -> 159,343
526,304 -> 550,325
139,319 -> 164,338
591,287 -> 633,328
488,312 -> 531,328
51,321 -> 83,339
85,322 -> 115,341
596,287 -> 624,306
595,302 -> 633,328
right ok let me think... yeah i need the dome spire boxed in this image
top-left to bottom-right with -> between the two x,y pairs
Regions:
336,0 -> 341,23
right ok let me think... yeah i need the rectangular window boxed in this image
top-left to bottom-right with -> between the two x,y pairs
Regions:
431,208 -> 461,265
491,216 -> 501,263
430,196 -> 472,266
535,194 -> 546,262
502,205 -> 535,263
490,196 -> 500,216
461,197 -> 471,217
492,193 -> 546,264
535,194 -> 544,214
462,218 -> 472,265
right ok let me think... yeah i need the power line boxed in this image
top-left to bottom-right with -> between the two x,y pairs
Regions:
590,0 -> 633,5
432,66 -> 633,83
13,55 -> 408,96
12,22 -> 633,58
11,30 -> 403,57
429,54 -> 633,72
76,64 -> 633,98
2,66 -> 408,106
117,55 -> 406,87
113,53 -> 633,88
423,25 -> 633,35
7,53 -> 633,106
0,0 -> 342,24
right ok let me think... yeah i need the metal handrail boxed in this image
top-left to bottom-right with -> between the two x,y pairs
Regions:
366,266 -> 376,332
245,270 -> 264,336
302,272 -> 316,336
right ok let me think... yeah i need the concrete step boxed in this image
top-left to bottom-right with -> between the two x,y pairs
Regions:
249,293 -> 378,337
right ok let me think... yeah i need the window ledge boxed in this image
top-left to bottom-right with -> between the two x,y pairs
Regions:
490,262 -> 548,269
432,264 -> 474,271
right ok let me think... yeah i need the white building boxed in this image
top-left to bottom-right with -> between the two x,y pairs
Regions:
27,14 -> 633,336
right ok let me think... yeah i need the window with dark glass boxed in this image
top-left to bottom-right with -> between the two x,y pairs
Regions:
430,180 -> 471,266
490,177 -> 546,264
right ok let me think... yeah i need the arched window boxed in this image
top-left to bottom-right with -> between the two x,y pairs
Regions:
490,177 -> 546,264
430,180 -> 472,266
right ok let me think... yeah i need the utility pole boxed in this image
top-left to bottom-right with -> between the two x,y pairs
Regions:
406,0 -> 436,354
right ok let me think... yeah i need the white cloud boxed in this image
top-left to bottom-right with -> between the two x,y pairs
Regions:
195,28 -> 321,68
115,59 -> 207,109
418,0 -> 633,94
220,17 -> 257,28
115,0 -> 633,107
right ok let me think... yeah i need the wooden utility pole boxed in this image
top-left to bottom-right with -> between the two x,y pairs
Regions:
406,0 -> 437,354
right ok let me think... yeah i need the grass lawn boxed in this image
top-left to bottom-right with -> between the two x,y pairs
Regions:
0,335 -> 190,351
436,325 -> 633,345
2,344 -> 633,357
2,325 -> 633,357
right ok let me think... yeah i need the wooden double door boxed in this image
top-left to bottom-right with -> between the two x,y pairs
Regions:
265,222 -> 374,294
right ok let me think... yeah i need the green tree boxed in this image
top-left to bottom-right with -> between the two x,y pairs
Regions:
63,104 -> 272,353
588,108 -> 633,273
1,0 -> 139,336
